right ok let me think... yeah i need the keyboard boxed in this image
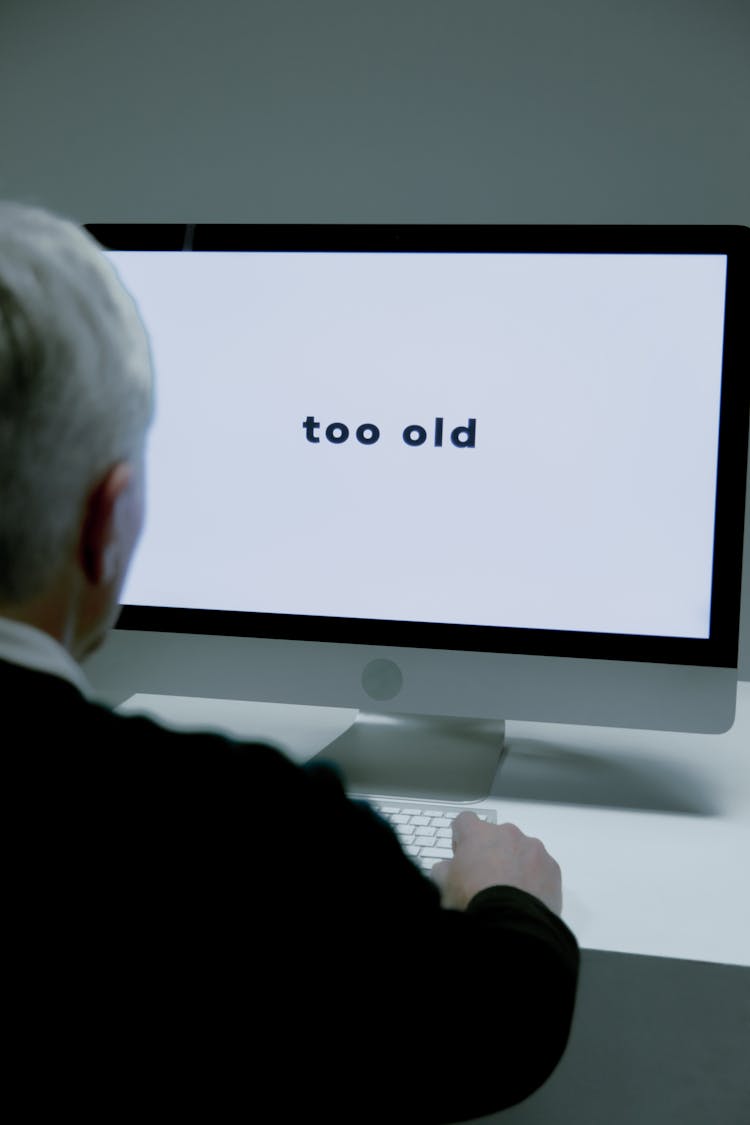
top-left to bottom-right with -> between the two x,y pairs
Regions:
365,797 -> 498,875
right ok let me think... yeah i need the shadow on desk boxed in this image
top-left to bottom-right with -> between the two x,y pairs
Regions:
473,950 -> 750,1125
497,738 -> 716,816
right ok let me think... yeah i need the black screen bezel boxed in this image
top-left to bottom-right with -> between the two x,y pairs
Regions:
87,223 -> 750,668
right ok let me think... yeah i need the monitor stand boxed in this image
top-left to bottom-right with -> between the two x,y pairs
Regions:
307,711 -> 507,803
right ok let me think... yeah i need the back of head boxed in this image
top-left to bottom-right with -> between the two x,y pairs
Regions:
0,202 -> 153,604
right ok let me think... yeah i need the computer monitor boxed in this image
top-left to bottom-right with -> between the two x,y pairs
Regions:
85,224 -> 749,800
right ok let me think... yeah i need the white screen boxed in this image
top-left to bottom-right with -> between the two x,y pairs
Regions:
111,250 -> 727,639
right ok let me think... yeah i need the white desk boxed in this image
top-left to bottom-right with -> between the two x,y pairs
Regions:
117,682 -> 750,968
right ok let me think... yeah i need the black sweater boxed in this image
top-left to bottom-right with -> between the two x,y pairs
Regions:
4,658 -> 579,1123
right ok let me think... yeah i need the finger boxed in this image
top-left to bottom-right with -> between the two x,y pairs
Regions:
429,858 -> 451,887
451,810 -> 481,844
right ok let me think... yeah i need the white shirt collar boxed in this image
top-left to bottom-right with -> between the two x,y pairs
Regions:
0,616 -> 91,698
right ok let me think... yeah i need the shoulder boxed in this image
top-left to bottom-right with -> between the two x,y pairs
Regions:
2,657 -> 303,798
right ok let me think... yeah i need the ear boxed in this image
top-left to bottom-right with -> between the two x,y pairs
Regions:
79,462 -> 135,587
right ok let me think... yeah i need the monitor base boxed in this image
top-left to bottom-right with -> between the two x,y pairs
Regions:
308,711 -> 507,802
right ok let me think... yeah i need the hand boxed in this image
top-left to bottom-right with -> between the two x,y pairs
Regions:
430,811 -> 563,915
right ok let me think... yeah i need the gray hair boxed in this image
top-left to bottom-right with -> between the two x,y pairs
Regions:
0,201 -> 153,602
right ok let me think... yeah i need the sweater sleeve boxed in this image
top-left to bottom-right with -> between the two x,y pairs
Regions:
300,761 -> 580,1122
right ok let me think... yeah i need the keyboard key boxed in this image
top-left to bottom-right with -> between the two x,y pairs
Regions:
365,800 -> 498,855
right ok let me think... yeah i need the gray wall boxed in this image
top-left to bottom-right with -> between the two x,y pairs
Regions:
1,0 -> 748,677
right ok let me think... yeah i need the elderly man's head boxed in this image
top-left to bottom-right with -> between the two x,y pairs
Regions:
0,201 -> 153,656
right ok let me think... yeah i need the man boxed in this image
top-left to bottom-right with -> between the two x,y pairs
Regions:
1,201 -> 579,1123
